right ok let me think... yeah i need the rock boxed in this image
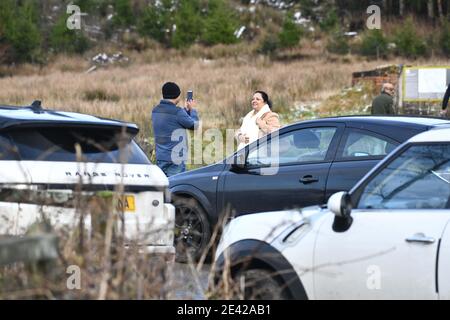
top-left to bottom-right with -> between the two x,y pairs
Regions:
88,52 -> 130,72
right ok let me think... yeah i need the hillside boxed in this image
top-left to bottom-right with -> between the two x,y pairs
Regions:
1,0 -> 450,65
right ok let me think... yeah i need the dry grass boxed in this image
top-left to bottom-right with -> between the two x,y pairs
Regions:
0,45 -> 447,158
0,193 -> 174,299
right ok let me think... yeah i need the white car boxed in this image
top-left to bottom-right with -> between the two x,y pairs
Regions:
0,101 -> 175,258
214,126 -> 450,299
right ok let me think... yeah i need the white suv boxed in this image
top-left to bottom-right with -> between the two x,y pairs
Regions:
214,126 -> 450,299
0,101 -> 175,259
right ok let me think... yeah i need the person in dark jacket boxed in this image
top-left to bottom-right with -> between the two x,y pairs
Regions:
371,83 -> 395,115
151,82 -> 199,177
441,83 -> 450,117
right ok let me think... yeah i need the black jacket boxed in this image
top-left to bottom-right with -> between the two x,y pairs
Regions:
443,84 -> 450,111
372,93 -> 394,115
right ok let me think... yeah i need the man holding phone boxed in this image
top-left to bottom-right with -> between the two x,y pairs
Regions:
152,82 -> 199,176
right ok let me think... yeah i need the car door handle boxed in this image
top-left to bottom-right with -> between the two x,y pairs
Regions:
300,175 -> 319,184
405,233 -> 436,244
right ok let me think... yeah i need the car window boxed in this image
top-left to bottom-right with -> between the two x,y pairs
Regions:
7,127 -> 150,164
357,144 -> 450,210
247,127 -> 337,167
0,134 -> 18,160
340,129 -> 398,159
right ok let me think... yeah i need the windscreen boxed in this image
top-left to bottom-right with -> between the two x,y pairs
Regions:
357,143 -> 450,210
1,127 -> 150,164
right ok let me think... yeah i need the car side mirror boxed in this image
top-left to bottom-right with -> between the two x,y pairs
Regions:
328,191 -> 352,218
328,192 -> 353,232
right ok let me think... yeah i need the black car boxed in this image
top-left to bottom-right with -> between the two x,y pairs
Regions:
170,116 -> 450,261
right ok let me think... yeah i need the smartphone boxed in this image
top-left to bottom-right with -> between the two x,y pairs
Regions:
187,90 -> 193,102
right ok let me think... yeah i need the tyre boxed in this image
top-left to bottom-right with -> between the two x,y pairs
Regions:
173,197 -> 211,263
234,269 -> 289,300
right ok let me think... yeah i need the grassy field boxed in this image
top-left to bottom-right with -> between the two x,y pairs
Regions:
0,44 -> 446,163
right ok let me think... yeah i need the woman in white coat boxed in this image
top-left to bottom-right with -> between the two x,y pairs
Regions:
236,91 -> 281,150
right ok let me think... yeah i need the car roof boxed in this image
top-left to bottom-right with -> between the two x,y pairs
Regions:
290,115 -> 450,128
0,102 -> 138,133
409,127 -> 450,143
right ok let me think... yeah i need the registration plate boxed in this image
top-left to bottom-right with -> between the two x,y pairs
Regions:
117,195 -> 136,212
